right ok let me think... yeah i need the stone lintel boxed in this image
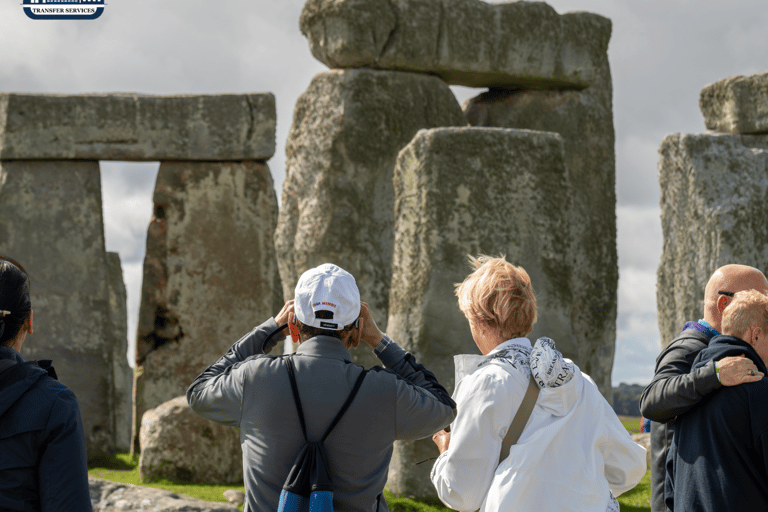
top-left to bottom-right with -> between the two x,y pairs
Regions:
700,71 -> 768,134
300,0 -> 611,90
0,93 -> 276,161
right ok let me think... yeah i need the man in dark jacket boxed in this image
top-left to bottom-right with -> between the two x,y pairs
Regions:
639,264 -> 768,512
666,289 -> 768,510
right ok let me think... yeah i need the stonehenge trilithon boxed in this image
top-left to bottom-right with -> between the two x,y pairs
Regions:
275,68 -> 466,368
462,40 -> 616,399
0,91 -> 280,469
0,160 -> 129,458
300,0 -> 610,90
133,160 -> 282,451
386,127 -> 572,496
657,131 -> 768,345
290,0 -> 617,497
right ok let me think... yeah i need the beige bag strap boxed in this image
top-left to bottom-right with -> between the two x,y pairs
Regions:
499,374 -> 540,465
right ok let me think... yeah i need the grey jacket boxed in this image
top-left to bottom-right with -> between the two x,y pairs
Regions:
639,328 -> 719,512
187,318 -> 456,512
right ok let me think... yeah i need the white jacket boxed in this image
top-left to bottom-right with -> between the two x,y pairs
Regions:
431,337 -> 646,512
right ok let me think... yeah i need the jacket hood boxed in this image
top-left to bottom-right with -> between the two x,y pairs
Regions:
0,346 -> 48,417
530,337 -> 582,416
693,334 -> 768,374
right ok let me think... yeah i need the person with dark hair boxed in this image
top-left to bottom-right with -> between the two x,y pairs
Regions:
0,256 -> 92,512
188,263 -> 456,512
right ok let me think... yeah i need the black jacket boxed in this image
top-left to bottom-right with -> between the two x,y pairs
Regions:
0,346 -> 91,512
639,327 -> 720,512
666,335 -> 768,511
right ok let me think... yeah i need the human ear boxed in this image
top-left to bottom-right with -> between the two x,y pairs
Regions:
717,294 -> 730,313
754,327 -> 764,345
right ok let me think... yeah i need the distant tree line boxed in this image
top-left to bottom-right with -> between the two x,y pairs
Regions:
612,383 -> 645,416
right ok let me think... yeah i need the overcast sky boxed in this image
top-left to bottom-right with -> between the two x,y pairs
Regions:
2,0 -> 765,385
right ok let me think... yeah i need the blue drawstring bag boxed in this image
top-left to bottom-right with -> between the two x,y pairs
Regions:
277,356 -> 366,512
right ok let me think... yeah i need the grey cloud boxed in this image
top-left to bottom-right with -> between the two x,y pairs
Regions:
4,0 -> 767,385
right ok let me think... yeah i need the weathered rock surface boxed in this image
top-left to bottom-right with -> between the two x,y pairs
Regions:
133,161 -> 282,452
0,93 -> 276,161
275,68 -> 466,368
89,477 -> 238,511
631,432 -> 651,467
386,127 -> 571,497
223,489 -> 245,507
0,160 -> 130,459
657,133 -> 768,345
463,53 -> 616,399
700,71 -> 768,134
139,396 -> 242,484
300,0 -> 611,90
107,251 -> 133,452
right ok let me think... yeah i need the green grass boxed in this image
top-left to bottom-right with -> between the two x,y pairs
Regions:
619,415 -> 643,433
90,453 -> 651,512
616,468 -> 651,512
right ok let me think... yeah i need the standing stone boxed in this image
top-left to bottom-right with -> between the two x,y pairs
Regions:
657,133 -> 768,345
386,127 -> 572,497
700,71 -> 768,134
139,396 -> 242,484
107,252 -> 133,452
462,52 -> 616,399
0,93 -> 276,161
275,68 -> 466,368
133,161 -> 282,452
0,160 -> 129,459
301,0 -> 611,90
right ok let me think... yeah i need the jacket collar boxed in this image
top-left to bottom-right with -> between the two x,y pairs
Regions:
0,345 -> 26,363
489,337 -> 532,354
295,335 -> 352,362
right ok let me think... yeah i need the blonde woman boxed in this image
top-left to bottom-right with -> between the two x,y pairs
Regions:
430,255 -> 646,512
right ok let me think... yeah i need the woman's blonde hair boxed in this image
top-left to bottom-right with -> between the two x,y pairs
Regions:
722,289 -> 768,338
455,255 -> 537,339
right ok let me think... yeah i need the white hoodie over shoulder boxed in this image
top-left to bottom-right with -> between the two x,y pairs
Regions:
431,337 -> 646,512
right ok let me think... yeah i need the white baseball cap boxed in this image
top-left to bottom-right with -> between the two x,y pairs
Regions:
294,263 -> 361,330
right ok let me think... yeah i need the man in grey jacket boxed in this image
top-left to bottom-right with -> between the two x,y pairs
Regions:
640,264 -> 768,512
187,263 -> 457,512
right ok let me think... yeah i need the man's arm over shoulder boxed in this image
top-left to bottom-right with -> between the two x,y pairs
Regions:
186,318 -> 285,426
373,337 -> 456,440
639,333 -> 719,423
